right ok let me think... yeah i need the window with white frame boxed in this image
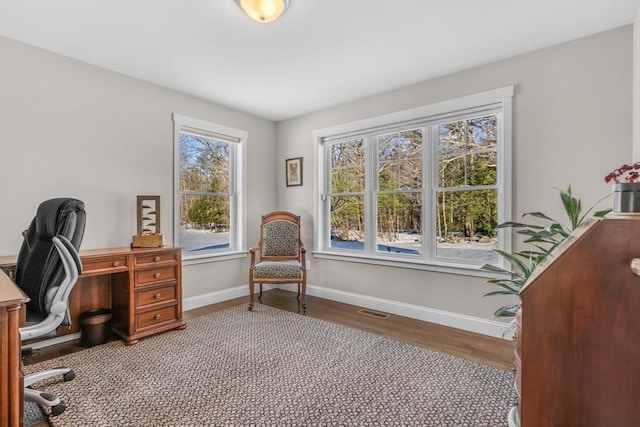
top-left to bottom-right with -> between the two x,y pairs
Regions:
173,114 -> 246,259
314,87 -> 513,273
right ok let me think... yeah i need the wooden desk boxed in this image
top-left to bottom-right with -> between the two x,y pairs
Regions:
0,246 -> 186,346
0,269 -> 28,427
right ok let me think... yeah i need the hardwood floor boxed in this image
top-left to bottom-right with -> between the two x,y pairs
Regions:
24,289 -> 515,371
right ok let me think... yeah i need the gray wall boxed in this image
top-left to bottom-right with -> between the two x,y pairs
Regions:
276,25 -> 633,320
0,35 -> 277,299
0,25 -> 633,327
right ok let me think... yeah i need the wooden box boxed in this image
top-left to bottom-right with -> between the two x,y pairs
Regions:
131,234 -> 163,248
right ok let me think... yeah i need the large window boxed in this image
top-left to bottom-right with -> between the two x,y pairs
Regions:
314,87 -> 512,273
173,114 -> 246,260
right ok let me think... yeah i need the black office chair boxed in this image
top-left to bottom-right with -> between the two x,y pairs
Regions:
16,198 -> 86,416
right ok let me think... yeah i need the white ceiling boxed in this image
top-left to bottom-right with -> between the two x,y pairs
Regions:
1,0 -> 639,121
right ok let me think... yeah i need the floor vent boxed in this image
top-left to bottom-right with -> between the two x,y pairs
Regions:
357,309 -> 390,319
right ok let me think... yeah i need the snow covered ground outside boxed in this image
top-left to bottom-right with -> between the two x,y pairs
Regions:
181,229 -> 498,264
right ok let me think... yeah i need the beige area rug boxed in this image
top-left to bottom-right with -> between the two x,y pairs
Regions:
25,304 -> 517,426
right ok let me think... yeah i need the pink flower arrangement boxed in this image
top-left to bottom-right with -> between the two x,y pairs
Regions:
605,163 -> 640,184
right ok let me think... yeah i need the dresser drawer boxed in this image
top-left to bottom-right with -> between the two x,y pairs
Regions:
135,251 -> 178,267
135,266 -> 177,286
82,256 -> 129,275
136,284 -> 177,308
136,305 -> 179,330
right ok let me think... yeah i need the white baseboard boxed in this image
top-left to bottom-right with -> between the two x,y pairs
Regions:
305,285 -> 513,340
182,284 -> 278,312
182,283 -> 512,340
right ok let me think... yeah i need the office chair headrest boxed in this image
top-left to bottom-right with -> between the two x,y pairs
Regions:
16,198 -> 86,314
35,198 -> 85,246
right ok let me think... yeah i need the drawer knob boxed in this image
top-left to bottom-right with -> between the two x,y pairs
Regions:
154,272 -> 161,278
154,314 -> 161,320
154,293 -> 161,299
631,258 -> 640,276
113,261 -> 120,267
154,256 -> 161,262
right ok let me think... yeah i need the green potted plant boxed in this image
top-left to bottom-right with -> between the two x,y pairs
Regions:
482,186 -> 610,323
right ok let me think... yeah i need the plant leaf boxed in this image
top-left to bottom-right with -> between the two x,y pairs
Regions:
523,211 -> 557,222
497,221 -> 544,230
479,263 -> 512,274
493,304 -> 521,317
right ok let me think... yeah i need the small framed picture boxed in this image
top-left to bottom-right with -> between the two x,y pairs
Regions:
286,157 -> 303,187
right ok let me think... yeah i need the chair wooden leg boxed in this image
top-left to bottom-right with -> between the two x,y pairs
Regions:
258,284 -> 263,302
301,281 -> 307,313
248,280 -> 254,311
296,284 -> 300,301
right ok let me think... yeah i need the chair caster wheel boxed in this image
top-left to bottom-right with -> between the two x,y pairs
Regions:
63,370 -> 75,381
51,402 -> 66,416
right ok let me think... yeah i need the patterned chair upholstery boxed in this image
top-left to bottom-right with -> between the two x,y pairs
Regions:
249,211 -> 307,312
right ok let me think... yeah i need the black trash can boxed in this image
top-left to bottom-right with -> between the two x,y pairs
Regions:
79,308 -> 112,348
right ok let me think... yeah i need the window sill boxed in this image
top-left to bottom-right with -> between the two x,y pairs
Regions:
182,250 -> 247,266
312,250 -> 503,278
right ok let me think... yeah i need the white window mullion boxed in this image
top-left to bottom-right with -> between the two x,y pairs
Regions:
425,124 -> 439,260
363,135 -> 375,254
497,101 -> 512,268
322,142 -> 332,251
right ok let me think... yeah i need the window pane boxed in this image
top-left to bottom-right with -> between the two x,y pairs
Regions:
330,195 -> 365,250
180,133 -> 231,193
377,193 -> 422,255
378,129 -> 422,190
438,116 -> 497,188
435,189 -> 498,263
179,194 -> 230,252
330,139 -> 365,193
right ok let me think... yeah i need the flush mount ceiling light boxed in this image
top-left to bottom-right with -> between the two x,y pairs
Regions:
236,0 -> 290,23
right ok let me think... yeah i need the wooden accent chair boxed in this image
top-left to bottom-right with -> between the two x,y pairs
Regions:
249,211 -> 307,312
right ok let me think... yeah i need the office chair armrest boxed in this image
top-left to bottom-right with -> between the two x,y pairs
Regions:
52,235 -> 82,306
19,236 -> 82,340
54,235 -> 82,275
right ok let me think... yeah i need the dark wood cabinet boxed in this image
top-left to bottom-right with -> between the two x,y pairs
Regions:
515,217 -> 640,426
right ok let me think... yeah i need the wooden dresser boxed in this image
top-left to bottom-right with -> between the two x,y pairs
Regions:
515,217 -> 640,426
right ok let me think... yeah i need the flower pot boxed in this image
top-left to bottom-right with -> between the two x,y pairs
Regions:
612,182 -> 640,213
